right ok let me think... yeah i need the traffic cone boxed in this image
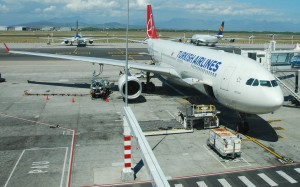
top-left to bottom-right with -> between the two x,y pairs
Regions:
72,98 -> 75,103
46,95 -> 49,102
105,97 -> 109,103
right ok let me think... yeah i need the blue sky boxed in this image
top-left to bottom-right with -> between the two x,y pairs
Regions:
0,0 -> 299,31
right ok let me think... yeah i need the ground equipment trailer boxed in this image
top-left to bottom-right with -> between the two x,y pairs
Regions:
177,104 -> 220,130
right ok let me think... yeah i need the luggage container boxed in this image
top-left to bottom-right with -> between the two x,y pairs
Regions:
207,127 -> 241,158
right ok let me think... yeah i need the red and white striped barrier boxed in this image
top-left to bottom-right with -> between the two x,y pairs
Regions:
123,135 -> 132,169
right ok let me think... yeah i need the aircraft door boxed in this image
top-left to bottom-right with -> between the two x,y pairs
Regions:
220,66 -> 236,91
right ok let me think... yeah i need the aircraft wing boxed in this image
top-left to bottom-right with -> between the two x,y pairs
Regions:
3,43 -> 180,78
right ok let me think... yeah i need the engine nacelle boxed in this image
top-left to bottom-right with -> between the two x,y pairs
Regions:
118,75 -> 142,99
64,40 -> 69,44
229,39 -> 235,43
89,40 -> 94,44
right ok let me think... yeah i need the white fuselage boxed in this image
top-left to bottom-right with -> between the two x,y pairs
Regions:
148,39 -> 283,114
191,34 -> 219,45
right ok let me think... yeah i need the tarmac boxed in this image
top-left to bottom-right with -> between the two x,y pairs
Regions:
0,43 -> 300,187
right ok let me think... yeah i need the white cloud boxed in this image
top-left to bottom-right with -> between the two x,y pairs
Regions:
33,8 -> 42,13
44,5 -> 56,12
184,1 -> 277,16
65,0 -> 119,11
0,4 -> 9,12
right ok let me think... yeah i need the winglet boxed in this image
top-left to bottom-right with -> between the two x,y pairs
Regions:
3,43 -> 10,52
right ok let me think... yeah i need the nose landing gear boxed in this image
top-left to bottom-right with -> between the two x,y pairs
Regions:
236,112 -> 249,133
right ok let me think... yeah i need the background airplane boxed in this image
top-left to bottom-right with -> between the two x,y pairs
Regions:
50,21 -> 97,46
189,21 -> 225,46
3,4 -> 283,133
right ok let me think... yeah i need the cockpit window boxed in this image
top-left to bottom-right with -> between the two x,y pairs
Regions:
246,78 -> 254,85
252,79 -> 259,86
271,80 -> 278,87
246,78 -> 279,87
260,80 -> 272,87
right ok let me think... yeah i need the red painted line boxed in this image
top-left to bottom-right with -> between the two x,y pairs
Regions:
0,112 -> 76,187
124,136 -> 131,141
124,154 -> 131,159
124,163 -> 131,168
68,129 -> 76,187
171,162 -> 300,180
124,145 -> 131,150
81,180 -> 151,187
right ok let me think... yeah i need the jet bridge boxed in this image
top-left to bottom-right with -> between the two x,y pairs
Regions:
122,106 -> 170,187
274,69 -> 300,105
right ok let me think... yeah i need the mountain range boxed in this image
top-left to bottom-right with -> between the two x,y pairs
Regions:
9,17 -> 300,32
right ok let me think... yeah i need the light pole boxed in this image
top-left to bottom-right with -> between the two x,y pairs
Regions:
125,0 -> 129,106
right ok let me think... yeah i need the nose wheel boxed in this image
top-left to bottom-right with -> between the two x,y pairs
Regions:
236,112 -> 249,133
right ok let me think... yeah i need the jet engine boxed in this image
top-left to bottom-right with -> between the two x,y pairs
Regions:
118,74 -> 142,99
89,40 -> 94,44
229,39 -> 235,43
64,40 -> 69,44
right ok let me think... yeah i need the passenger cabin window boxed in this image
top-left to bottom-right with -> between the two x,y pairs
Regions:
252,79 -> 259,86
260,80 -> 272,87
246,78 -> 254,85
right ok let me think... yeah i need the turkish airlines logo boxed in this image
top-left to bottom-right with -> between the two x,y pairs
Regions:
147,13 -> 154,37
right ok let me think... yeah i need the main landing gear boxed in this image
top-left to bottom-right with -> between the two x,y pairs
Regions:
141,72 -> 155,92
236,112 -> 249,133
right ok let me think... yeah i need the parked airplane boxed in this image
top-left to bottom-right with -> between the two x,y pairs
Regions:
3,4 -> 283,132
190,21 -> 225,46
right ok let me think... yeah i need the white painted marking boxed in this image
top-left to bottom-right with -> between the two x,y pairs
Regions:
4,150 -> 25,187
26,147 -> 67,151
58,79 -> 69,82
202,145 -> 251,169
112,162 -> 123,167
238,176 -> 256,187
294,168 -> 300,173
276,170 -> 297,183
166,110 -> 175,118
60,147 -> 68,187
258,173 -> 278,186
197,181 -> 208,187
114,120 -> 123,122
218,178 -> 232,187
203,145 -> 227,168
174,184 -> 183,187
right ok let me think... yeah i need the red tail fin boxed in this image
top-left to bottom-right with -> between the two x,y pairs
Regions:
147,4 -> 158,39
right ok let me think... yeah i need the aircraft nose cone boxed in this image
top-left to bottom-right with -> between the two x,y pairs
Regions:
265,89 -> 284,111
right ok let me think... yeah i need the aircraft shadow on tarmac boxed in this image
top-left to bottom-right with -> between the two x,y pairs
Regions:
163,80 -> 279,142
27,80 -> 90,89
27,79 -> 278,142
